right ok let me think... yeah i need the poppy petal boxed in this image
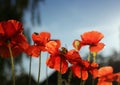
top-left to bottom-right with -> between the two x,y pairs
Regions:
8,20 -> 23,33
46,55 -> 54,68
26,45 -> 41,57
46,55 -> 68,74
97,79 -> 112,85
66,49 -> 82,64
32,32 -> 51,45
81,31 -> 104,44
11,34 -> 29,50
1,20 -> 23,38
45,40 -> 60,55
54,56 -> 68,74
90,43 -> 105,52
0,23 -> 4,35
71,65 -> 88,80
98,66 -> 113,77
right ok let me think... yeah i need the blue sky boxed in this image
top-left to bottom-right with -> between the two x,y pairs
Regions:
23,0 -> 120,82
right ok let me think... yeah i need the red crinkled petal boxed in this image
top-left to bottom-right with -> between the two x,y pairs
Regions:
8,20 -> 23,33
66,49 -> 82,64
98,66 -> 113,77
45,40 -> 60,55
11,34 -> 29,50
1,20 -> 23,38
71,65 -> 88,80
89,43 -> 105,52
81,31 -> 104,45
46,55 -> 55,68
97,79 -> 112,85
32,32 -> 51,45
46,55 -> 68,74
26,45 -> 41,57
54,56 -> 68,74
0,23 -> 4,35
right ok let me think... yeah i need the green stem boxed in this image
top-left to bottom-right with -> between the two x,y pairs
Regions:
46,53 -> 49,85
92,52 -> 97,62
8,44 -> 15,85
82,80 -> 86,85
29,56 -> 32,85
58,58 -> 62,85
46,65 -> 48,85
92,78 -> 94,85
80,79 -> 83,85
87,53 -> 91,62
58,72 -> 62,85
67,70 -> 72,85
38,52 -> 41,85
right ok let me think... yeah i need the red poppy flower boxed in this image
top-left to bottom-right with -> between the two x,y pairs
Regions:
46,55 -> 68,74
45,40 -> 60,55
46,40 -> 83,74
0,20 -> 29,58
97,66 -> 120,85
46,40 -> 68,74
73,31 -> 105,52
71,60 -> 98,80
26,32 -> 51,57
89,62 -> 98,78
71,64 -> 88,80
65,49 -> 82,64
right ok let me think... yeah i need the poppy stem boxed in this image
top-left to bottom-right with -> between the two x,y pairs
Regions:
58,72 -> 62,85
29,56 -> 32,85
46,53 -> 49,85
38,52 -> 41,85
87,53 -> 91,62
67,70 -> 72,85
92,78 -> 95,85
8,44 -> 15,85
58,58 -> 62,85
80,79 -> 84,85
92,52 -> 97,62
82,80 -> 86,85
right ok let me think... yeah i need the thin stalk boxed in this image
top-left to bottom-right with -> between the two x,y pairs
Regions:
92,52 -> 97,85
67,70 -> 72,85
8,44 -> 15,85
80,68 -> 82,85
58,58 -> 62,85
92,52 -> 97,62
29,56 -> 32,85
46,53 -> 49,85
46,65 -> 48,85
82,80 -> 86,85
58,72 -> 62,85
38,52 -> 41,85
87,53 -> 91,62
80,79 -> 83,85
92,78 -> 95,85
